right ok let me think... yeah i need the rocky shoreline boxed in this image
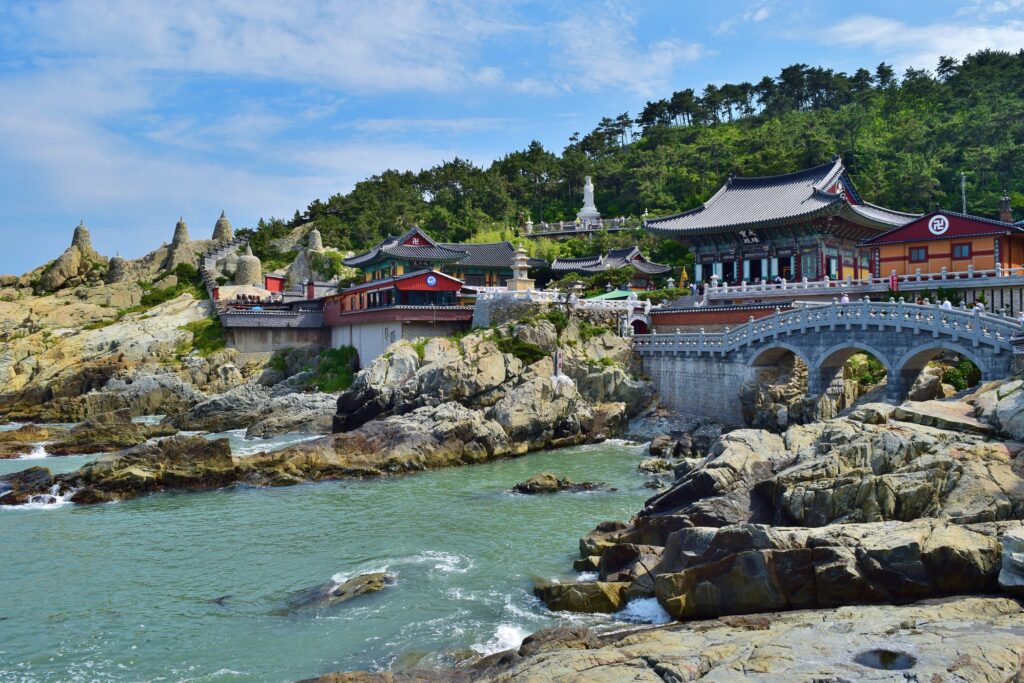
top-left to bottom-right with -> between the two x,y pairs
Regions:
299,379 -> 1024,681
0,318 -> 654,505
5,296 -> 1024,681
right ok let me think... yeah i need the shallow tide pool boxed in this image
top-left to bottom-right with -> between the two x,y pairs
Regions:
0,435 -> 659,682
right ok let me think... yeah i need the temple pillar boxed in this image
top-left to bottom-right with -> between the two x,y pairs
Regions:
760,258 -> 769,280
695,263 -> 703,282
742,259 -> 751,281
770,257 -> 779,278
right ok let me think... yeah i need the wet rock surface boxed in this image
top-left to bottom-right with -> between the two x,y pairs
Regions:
511,472 -> 610,494
512,388 -> 1024,680
470,597 -> 1024,682
284,573 -> 394,613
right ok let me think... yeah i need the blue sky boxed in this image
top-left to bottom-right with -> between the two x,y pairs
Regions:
0,0 -> 1022,273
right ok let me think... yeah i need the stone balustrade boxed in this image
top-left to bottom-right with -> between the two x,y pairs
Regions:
704,266 -> 1024,302
634,298 -> 1021,358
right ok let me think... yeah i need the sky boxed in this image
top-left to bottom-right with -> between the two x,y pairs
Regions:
0,0 -> 1022,274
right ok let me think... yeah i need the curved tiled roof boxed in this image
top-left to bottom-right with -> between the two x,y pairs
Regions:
344,226 -> 468,267
551,246 -> 670,275
645,159 -> 918,235
440,241 -> 547,269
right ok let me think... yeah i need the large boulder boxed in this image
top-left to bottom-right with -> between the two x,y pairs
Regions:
975,380 -> 1024,439
283,572 -> 393,613
999,527 -> 1024,597
245,392 -> 341,437
242,402 -> 514,485
511,472 -> 608,494
14,435 -> 238,504
171,383 -> 272,432
533,581 -> 630,613
765,418 -> 1022,527
653,520 -> 1016,620
45,409 -> 177,455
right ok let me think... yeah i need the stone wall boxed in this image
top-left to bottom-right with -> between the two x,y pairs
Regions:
641,354 -> 753,425
471,298 -> 545,328
226,327 -> 328,354
472,296 -> 627,332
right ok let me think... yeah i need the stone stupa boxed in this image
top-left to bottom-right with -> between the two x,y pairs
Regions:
307,227 -> 324,253
162,217 -> 196,270
234,244 -> 263,286
72,220 -> 98,258
105,256 -> 128,284
38,221 -> 108,291
212,211 -> 234,242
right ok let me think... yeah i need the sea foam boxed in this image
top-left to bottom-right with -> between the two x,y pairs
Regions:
616,597 -> 672,624
472,623 -> 529,656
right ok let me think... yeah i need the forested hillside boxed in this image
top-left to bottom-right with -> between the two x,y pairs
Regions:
240,49 -> 1024,262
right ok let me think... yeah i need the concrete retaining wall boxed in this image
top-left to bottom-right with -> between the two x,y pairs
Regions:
227,327 -> 328,354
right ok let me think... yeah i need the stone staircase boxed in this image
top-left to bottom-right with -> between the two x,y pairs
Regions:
198,236 -> 248,293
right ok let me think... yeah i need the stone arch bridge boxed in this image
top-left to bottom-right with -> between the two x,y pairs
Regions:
633,299 -> 1022,424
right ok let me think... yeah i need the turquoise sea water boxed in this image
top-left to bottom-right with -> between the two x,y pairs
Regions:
0,431 -> 660,682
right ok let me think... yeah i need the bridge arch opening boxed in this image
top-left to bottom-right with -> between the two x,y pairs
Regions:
894,343 -> 986,401
810,342 -> 892,419
742,345 -> 812,430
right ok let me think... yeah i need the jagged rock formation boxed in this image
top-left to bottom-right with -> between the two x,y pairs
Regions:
234,245 -> 262,285
161,217 -> 196,270
212,211 -> 233,242
525,381 -> 1024,639
38,221 -> 108,291
169,383 -> 339,437
334,319 -> 652,434
0,294 -> 244,420
1,318 -> 654,505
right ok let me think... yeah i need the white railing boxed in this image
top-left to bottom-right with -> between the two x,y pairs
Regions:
475,288 -> 562,303
525,217 -> 636,235
705,265 -> 1024,301
633,298 -> 1021,356
475,287 -> 653,314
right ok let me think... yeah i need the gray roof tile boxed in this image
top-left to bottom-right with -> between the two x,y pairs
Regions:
645,159 -> 917,235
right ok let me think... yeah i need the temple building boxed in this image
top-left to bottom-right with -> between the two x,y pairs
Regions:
323,269 -> 471,365
551,246 -> 671,290
343,226 -> 544,287
860,209 -> 1024,277
645,156 -> 919,283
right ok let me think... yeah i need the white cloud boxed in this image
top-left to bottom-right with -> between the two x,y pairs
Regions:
6,0 -> 520,94
822,15 -> 1024,69
552,3 -> 705,98
957,0 -> 1024,17
353,117 -> 516,135
715,1 -> 775,34
146,109 -> 292,152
